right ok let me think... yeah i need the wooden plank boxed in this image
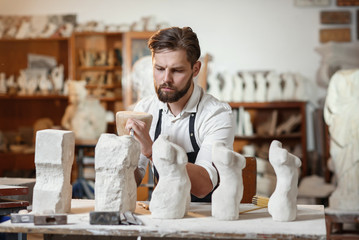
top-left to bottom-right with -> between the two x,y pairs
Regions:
320,28 -> 351,43
0,198 -> 29,208
0,185 -> 28,196
337,0 -> 359,6
320,11 -> 351,24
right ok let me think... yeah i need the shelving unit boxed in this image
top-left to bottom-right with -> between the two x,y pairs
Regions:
229,101 -> 308,177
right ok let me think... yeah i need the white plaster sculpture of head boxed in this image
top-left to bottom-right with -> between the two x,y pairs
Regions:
268,140 -> 301,221
150,135 -> 191,219
131,56 -> 155,105
266,71 -> 283,102
254,72 -> 267,102
232,73 -> 244,102
51,64 -> 64,94
61,80 -> 107,140
0,73 -> 6,94
242,72 -> 255,102
95,133 -> 140,212
282,72 -> 296,101
324,69 -> 359,210
32,129 -> 75,214
212,142 -> 246,220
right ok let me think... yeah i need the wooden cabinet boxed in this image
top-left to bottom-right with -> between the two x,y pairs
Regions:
230,101 -> 308,177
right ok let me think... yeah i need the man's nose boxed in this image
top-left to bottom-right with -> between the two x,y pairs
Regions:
163,69 -> 172,83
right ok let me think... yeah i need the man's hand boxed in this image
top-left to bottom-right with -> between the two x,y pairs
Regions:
126,118 -> 153,159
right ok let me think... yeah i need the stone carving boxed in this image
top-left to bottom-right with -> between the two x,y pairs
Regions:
268,140 -> 301,221
266,71 -> 282,102
61,80 -> 107,140
150,135 -> 191,219
212,142 -> 246,220
32,129 -> 75,214
324,69 -> 359,210
95,134 -> 140,212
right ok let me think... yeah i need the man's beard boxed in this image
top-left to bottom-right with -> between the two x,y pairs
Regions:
156,74 -> 193,103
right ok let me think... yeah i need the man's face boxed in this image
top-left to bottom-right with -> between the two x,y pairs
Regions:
153,49 -> 199,103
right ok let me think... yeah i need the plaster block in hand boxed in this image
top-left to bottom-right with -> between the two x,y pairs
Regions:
32,129 -> 75,214
94,134 -> 140,212
268,140 -> 301,222
212,142 -> 246,220
150,135 -> 191,219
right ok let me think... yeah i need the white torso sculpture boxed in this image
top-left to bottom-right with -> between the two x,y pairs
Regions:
232,73 -> 244,102
282,73 -> 295,101
61,80 -> 107,140
95,133 -> 140,212
254,72 -> 267,102
242,72 -> 255,102
0,73 -> 6,94
150,135 -> 191,219
268,140 -> 301,221
32,129 -> 75,214
222,72 -> 234,102
266,71 -> 283,102
212,142 -> 246,220
324,69 -> 359,210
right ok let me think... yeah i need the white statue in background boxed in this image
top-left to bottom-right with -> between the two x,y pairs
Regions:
268,140 -> 301,222
51,64 -> 64,94
242,72 -> 255,102
294,73 -> 308,101
39,73 -> 53,95
232,73 -> 244,102
0,73 -> 6,94
266,71 -> 283,102
324,69 -> 359,210
17,70 -> 28,95
222,72 -> 234,102
61,80 -> 107,140
131,56 -> 155,103
212,142 -> 246,220
282,72 -> 296,101
254,72 -> 267,102
150,135 -> 191,219
95,134 -> 140,212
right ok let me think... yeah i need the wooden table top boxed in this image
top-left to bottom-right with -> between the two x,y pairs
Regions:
0,199 -> 326,239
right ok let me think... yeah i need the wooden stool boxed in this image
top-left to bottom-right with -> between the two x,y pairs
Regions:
325,208 -> 359,239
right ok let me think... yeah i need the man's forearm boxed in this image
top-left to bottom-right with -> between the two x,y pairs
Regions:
186,163 -> 213,198
134,167 -> 143,187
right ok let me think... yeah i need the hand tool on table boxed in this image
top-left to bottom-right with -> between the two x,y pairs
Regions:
239,195 -> 269,214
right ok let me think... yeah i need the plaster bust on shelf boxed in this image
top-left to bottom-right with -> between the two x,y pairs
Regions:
61,80 -> 107,140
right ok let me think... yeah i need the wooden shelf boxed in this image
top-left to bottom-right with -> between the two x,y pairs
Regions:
235,132 -> 302,140
79,66 -> 122,71
0,94 -> 68,100
229,101 -> 306,109
73,32 -> 123,37
0,37 -> 69,42
85,84 -> 121,89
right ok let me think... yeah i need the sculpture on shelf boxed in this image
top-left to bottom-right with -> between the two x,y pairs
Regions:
150,135 -> 191,219
131,56 -> 155,105
242,72 -> 255,102
254,72 -> 267,102
95,133 -> 140,212
282,72 -> 295,101
266,71 -> 282,102
0,73 -> 6,94
294,73 -> 309,101
222,72 -> 234,102
232,73 -> 244,102
51,64 -> 64,94
212,142 -> 246,220
268,140 -> 301,222
32,129 -> 74,214
61,80 -> 106,140
324,69 -> 359,210
17,70 -> 27,95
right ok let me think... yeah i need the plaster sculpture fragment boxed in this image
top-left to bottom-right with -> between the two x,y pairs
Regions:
243,111 -> 253,136
232,73 -> 244,102
0,73 -> 6,94
293,73 -> 308,101
39,74 -> 52,95
324,69 -> 359,210
242,72 -> 255,102
222,72 -> 234,102
32,129 -> 75,214
254,72 -> 267,102
15,21 -> 31,39
61,80 -> 107,140
27,75 -> 38,95
212,142 -> 246,220
268,140 -> 301,221
51,64 -> 64,94
266,71 -> 282,102
95,134 -> 140,212
150,135 -> 191,219
282,73 -> 296,101
17,70 -> 27,95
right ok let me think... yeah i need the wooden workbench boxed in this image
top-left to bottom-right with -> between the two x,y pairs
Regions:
0,199 -> 326,239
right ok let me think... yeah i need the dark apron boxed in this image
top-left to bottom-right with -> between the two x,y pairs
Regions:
153,109 -> 213,202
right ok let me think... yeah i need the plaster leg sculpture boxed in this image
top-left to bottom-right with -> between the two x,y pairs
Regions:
324,69 -> 359,210
150,135 -> 191,219
268,140 -> 301,222
32,129 -> 75,214
212,142 -> 246,220
95,133 -> 140,212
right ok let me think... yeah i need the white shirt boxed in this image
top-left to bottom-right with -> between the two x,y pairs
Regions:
134,84 -> 234,188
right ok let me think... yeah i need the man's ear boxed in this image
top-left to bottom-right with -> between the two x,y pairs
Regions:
192,61 -> 201,77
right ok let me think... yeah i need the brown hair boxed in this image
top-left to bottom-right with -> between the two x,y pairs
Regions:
148,27 -> 201,67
